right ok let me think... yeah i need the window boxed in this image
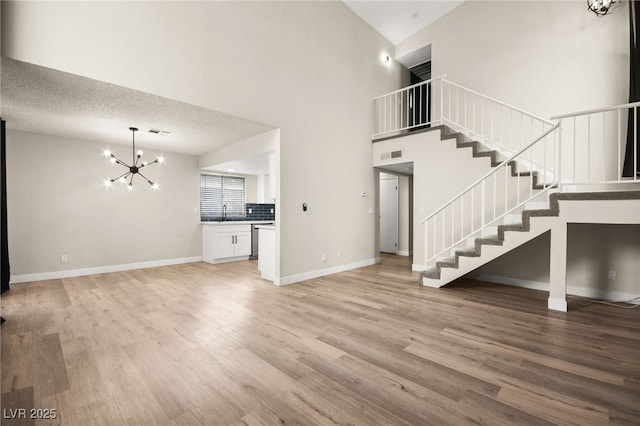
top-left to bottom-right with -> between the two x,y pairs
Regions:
200,173 -> 246,220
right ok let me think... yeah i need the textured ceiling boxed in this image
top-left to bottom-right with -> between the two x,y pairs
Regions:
343,1 -> 464,45
0,58 -> 275,156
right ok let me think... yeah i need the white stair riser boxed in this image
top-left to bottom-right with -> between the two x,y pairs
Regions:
525,201 -> 550,210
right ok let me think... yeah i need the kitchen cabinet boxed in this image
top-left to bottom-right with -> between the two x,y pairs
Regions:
202,224 -> 252,263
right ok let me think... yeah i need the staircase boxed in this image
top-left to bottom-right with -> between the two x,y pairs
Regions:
374,77 -> 640,310
421,190 -> 640,288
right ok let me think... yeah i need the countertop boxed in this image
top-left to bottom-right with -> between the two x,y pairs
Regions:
254,224 -> 276,230
201,220 -> 274,226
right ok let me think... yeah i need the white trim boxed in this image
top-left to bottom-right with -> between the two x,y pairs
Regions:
548,297 -> 568,312
10,256 -> 203,284
397,250 -> 412,257
412,263 -> 426,272
475,274 -> 548,292
475,274 -> 640,302
275,258 -> 380,286
208,256 -> 250,264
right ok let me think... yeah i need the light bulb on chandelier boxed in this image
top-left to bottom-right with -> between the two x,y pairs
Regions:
103,127 -> 164,190
587,0 -> 619,16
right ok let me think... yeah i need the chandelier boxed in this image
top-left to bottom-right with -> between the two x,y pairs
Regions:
587,0 -> 619,16
103,127 -> 165,190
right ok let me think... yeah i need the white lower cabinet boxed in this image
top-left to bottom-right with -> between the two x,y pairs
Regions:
203,224 -> 252,263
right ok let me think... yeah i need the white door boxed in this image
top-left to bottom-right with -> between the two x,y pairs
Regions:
380,174 -> 399,254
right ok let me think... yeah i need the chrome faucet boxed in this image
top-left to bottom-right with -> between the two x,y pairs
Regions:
222,204 -> 227,220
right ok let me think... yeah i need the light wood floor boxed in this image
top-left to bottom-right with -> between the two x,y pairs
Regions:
1,255 -> 639,425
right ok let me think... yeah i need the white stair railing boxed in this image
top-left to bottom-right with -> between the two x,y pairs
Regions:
373,77 -> 556,153
552,102 -> 640,188
373,76 -> 444,139
441,80 -> 556,157
420,123 -> 559,267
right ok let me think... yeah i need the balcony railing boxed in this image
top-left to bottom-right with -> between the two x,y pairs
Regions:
552,102 -> 640,188
374,77 -> 555,159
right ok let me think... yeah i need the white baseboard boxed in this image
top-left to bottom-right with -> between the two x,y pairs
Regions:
397,250 -> 412,257
412,263 -> 426,272
207,256 -> 250,264
10,256 -> 203,284
474,274 -> 548,292
475,274 -> 640,302
276,257 -> 380,286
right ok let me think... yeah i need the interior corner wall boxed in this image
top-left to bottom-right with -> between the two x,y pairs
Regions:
2,1 -> 407,280
396,0 -> 629,119
6,130 -> 201,278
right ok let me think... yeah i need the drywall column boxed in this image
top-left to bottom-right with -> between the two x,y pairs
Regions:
548,220 -> 568,312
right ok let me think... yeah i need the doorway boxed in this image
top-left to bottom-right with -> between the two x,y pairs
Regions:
379,173 -> 399,254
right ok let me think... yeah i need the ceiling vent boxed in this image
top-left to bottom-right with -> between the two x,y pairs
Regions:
381,150 -> 403,160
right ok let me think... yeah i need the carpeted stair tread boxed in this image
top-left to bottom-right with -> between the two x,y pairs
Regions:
455,248 -> 480,258
421,267 -> 440,280
436,258 -> 457,269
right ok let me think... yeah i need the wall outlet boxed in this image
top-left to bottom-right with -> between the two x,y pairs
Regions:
60,255 -> 68,263
608,270 -> 617,280
321,253 -> 327,262
337,250 -> 342,259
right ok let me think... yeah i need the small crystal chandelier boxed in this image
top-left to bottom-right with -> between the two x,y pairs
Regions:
103,127 -> 165,190
587,0 -> 619,16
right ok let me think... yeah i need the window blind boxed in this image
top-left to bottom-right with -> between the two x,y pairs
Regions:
200,174 -> 246,219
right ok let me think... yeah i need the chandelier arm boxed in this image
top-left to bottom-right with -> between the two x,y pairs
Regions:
129,174 -> 135,187
138,159 -> 158,170
109,170 -> 131,183
137,171 -> 155,186
111,154 -> 131,168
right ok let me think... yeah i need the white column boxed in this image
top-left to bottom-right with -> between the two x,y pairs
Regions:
548,221 -> 568,312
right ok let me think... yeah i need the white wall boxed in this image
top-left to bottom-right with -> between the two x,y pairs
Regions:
397,1 -> 629,118
2,2 -> 407,281
6,130 -> 201,279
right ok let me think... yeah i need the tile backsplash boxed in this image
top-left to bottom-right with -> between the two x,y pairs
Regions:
245,203 -> 275,221
201,203 -> 275,222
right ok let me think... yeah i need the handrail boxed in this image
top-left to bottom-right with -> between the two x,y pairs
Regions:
373,75 -> 445,100
419,123 -> 559,225
444,80 -> 555,126
551,101 -> 640,119
552,102 -> 638,187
